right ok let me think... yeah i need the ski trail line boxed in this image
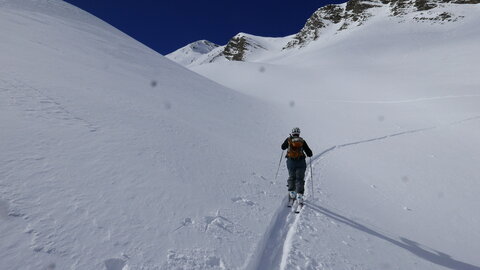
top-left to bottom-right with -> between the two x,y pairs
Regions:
306,94 -> 480,104
246,197 -> 296,270
251,115 -> 480,270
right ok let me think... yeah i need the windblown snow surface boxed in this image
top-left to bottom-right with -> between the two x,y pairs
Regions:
188,3 -> 480,270
2,0 -> 480,270
0,1 -> 285,269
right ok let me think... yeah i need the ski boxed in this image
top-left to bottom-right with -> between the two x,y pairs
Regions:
294,194 -> 304,213
287,197 -> 295,208
294,202 -> 304,214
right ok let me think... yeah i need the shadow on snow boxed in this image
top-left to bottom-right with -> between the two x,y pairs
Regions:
306,202 -> 480,270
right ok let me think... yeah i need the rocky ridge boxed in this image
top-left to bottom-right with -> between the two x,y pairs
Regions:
222,33 -> 267,61
286,0 -> 478,48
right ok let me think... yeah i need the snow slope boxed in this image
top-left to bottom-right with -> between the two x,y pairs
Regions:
0,1 -> 286,269
2,0 -> 480,269
166,40 -> 220,67
188,3 -> 480,270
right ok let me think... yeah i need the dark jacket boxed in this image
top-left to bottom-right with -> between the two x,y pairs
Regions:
281,135 -> 313,159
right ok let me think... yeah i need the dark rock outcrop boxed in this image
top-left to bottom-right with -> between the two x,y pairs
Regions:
222,34 -> 266,61
223,36 -> 248,61
284,4 -> 344,48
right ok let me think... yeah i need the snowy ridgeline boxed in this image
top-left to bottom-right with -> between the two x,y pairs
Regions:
2,0 -> 480,270
168,0 -> 480,67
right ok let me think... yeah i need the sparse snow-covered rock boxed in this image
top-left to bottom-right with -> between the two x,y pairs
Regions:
222,33 -> 267,61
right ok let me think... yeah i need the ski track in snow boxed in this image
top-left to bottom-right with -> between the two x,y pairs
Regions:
251,115 -> 480,270
323,94 -> 480,104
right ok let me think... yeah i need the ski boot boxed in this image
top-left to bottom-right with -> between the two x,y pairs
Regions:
294,193 -> 304,213
296,193 -> 304,205
287,191 -> 296,207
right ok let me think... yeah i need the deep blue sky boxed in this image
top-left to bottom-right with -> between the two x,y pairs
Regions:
63,0 -> 346,55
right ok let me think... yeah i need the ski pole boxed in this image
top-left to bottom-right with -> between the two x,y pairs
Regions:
274,150 -> 284,181
309,157 -> 314,200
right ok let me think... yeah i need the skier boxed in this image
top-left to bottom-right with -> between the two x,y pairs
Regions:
281,127 -> 313,206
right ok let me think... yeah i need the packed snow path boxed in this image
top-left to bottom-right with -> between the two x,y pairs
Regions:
250,115 -> 480,270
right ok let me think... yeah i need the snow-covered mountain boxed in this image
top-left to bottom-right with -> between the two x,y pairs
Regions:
166,40 -> 220,66
167,34 -> 293,68
167,0 -> 480,66
0,1 -> 284,269
2,0 -> 480,269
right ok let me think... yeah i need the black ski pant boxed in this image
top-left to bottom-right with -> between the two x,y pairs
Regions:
286,158 -> 307,195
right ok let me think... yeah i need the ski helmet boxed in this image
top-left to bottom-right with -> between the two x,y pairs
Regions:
291,127 -> 301,135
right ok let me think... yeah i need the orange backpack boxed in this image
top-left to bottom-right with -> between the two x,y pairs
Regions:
287,137 -> 305,159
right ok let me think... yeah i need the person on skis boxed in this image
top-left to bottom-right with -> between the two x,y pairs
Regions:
281,127 -> 313,205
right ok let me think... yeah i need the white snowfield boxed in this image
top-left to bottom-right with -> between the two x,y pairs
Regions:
1,1 -> 480,270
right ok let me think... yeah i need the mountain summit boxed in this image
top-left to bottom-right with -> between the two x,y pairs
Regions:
166,40 -> 220,66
